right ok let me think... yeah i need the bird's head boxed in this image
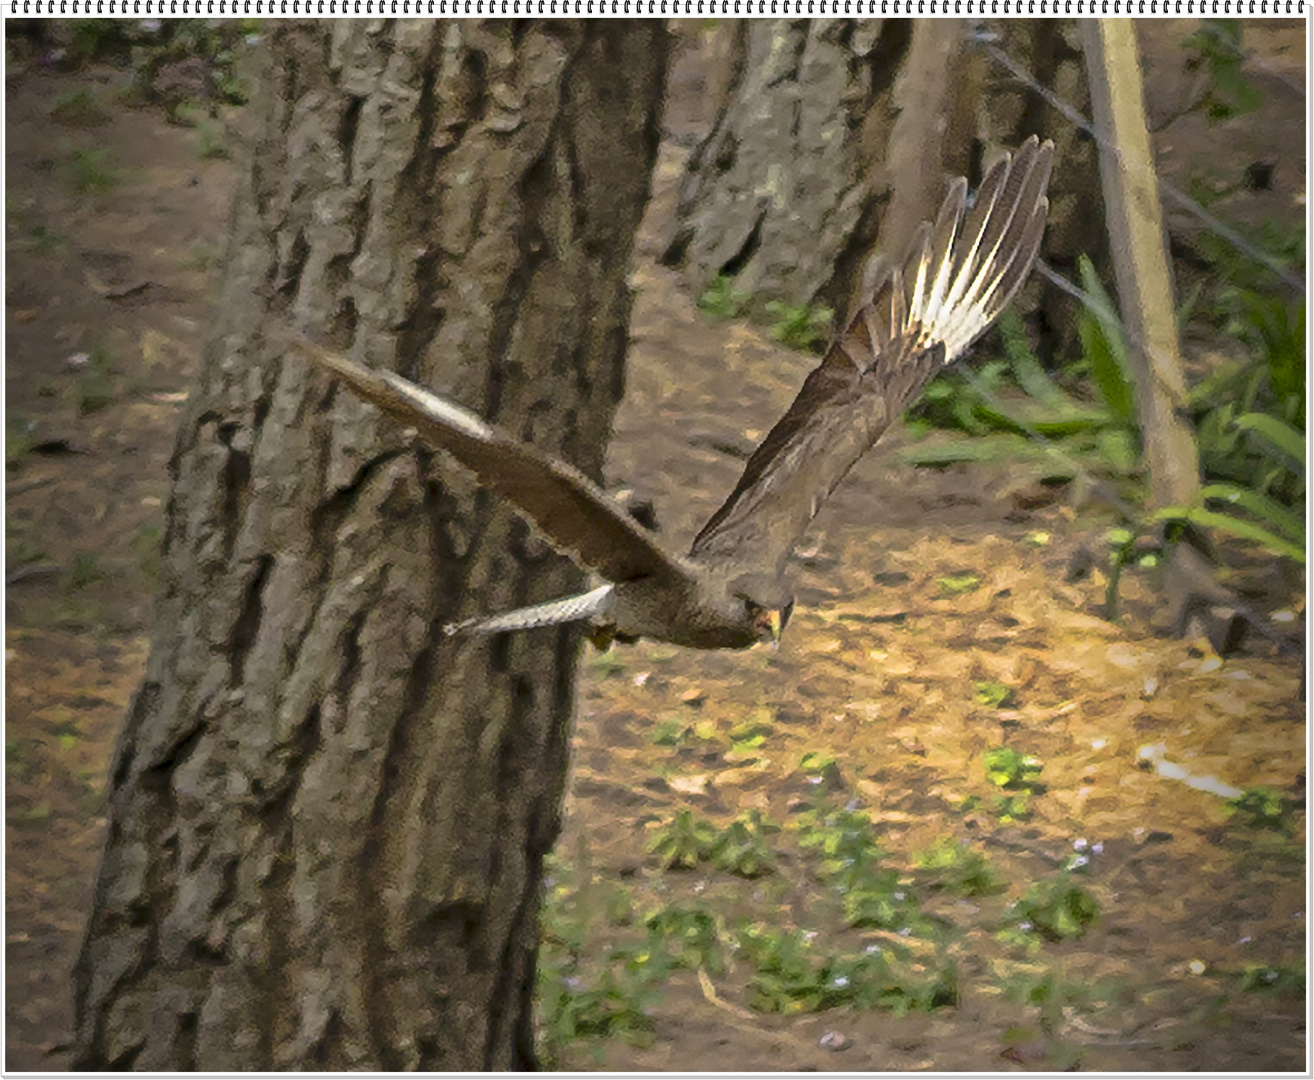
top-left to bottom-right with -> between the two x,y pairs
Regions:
729,572 -> 795,648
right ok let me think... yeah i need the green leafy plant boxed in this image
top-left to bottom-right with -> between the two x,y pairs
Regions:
49,88 -> 108,127
650,718 -> 685,746
1243,295 -> 1305,427
1239,961 -> 1305,997
644,904 -> 725,973
1226,785 -> 1296,836
797,750 -> 843,792
57,144 -> 121,195
537,955 -> 659,1051
915,838 -> 1005,896
648,809 -> 718,870
9,538 -> 48,569
1183,20 -> 1263,123
795,805 -> 927,931
710,809 -> 779,878
64,552 -> 104,592
6,415 -> 36,468
764,299 -> 833,354
26,222 -> 64,256
1155,411 -> 1305,565
796,805 -> 884,875
65,19 -> 140,63
1076,255 -> 1136,426
983,747 -> 1043,822
1101,526 -> 1138,621
536,856 -> 666,1063
906,307 -> 1127,447
983,747 -> 1043,788
697,274 -> 750,319
195,118 -> 229,159
974,680 -> 1017,709
937,573 -> 981,597
112,20 -> 261,113
1003,875 -> 1100,943
187,240 -> 224,271
588,651 -> 627,679
735,923 -> 956,1015
133,522 -> 163,584
728,710 -> 773,751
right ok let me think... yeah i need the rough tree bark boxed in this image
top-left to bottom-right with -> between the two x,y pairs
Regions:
663,18 -> 1108,365
660,19 -> 918,315
72,21 -> 666,1070
966,19 -> 1112,365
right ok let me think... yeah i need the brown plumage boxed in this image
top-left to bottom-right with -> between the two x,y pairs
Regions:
290,137 -> 1054,650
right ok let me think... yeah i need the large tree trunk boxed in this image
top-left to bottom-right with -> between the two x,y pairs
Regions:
72,20 -> 666,1071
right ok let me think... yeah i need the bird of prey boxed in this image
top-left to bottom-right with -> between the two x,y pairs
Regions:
291,136 -> 1053,652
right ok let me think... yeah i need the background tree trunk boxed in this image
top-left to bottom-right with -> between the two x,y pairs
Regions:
663,18 -> 1109,366
72,20 -> 666,1070
660,19 -> 917,316
966,19 -> 1112,366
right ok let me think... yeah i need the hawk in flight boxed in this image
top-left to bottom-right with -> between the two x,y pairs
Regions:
292,137 -> 1053,651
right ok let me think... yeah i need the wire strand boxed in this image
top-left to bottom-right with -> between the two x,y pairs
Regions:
968,26 -> 1305,294
936,30 -> 1305,654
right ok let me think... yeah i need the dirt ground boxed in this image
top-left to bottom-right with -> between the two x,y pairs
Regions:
5,23 -> 1306,1072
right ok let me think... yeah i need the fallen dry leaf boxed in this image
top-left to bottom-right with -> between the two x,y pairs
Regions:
668,774 -> 709,796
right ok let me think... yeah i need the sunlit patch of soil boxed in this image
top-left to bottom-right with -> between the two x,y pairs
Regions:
553,533 -> 1303,1069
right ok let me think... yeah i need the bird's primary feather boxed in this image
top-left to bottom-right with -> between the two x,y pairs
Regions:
688,137 -> 1053,579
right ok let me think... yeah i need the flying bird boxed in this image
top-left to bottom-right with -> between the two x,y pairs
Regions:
291,137 -> 1053,651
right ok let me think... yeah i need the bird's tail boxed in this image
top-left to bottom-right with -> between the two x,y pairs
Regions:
444,584 -> 616,637
854,135 -> 1053,366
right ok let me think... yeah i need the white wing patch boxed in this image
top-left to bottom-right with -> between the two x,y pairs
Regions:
898,141 -> 1051,367
386,375 -> 496,442
445,583 -> 616,636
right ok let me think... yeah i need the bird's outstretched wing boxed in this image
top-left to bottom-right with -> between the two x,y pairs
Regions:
690,136 -> 1054,577
290,339 -> 689,587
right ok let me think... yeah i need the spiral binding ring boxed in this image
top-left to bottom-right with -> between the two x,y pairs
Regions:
5,0 -> 1309,16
